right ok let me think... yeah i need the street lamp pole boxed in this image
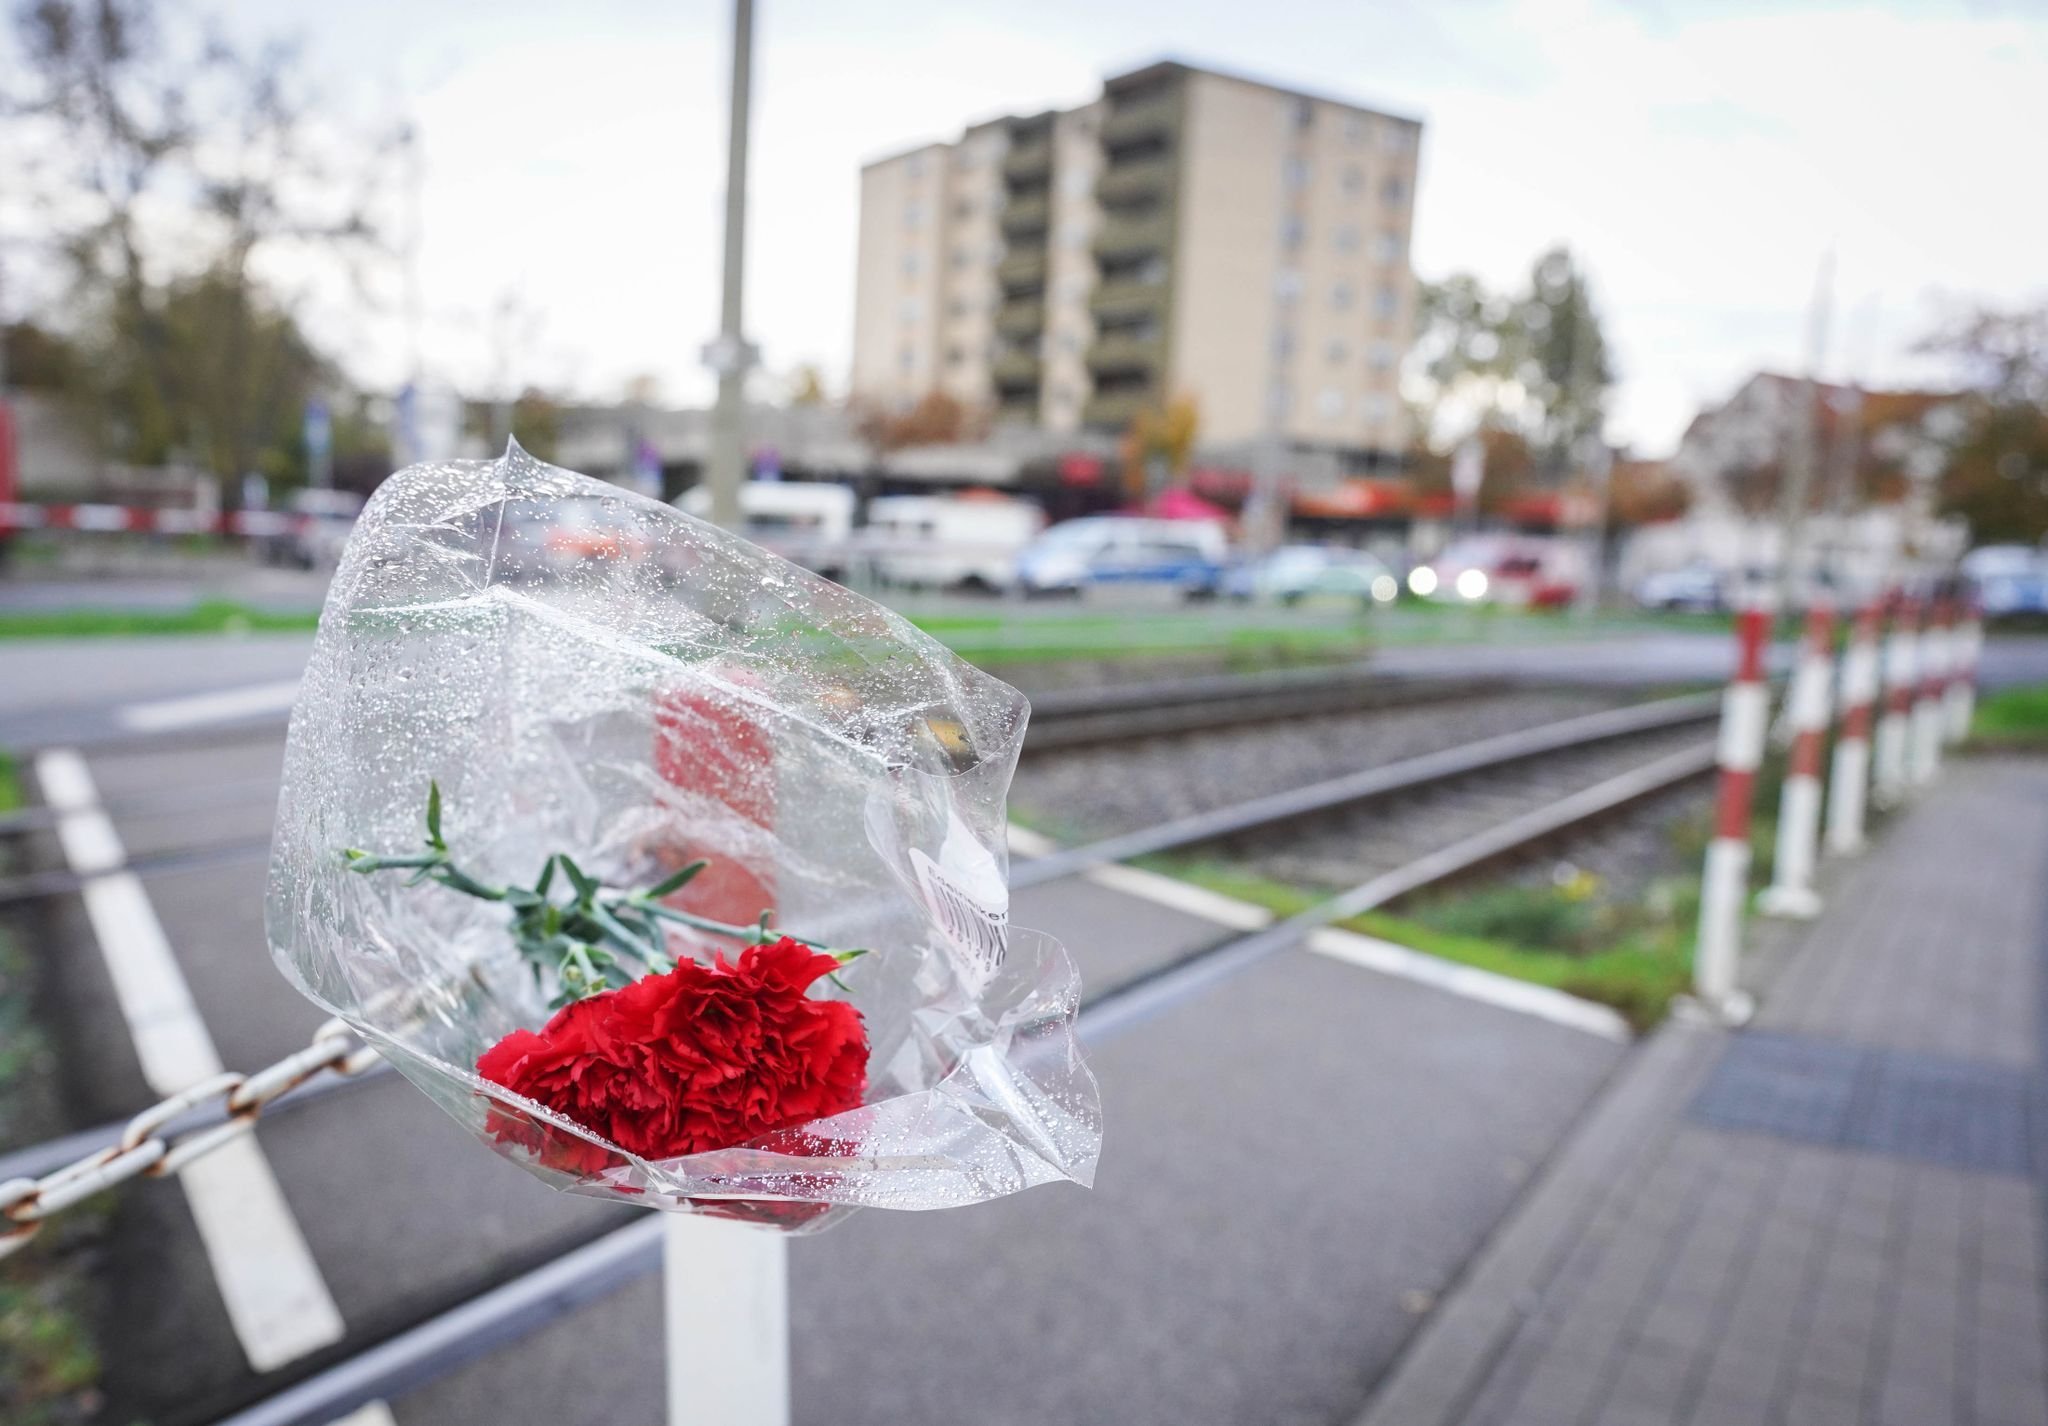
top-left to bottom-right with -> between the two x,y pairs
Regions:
703,0 -> 757,531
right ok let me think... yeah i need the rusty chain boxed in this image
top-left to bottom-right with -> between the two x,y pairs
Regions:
0,1019 -> 379,1261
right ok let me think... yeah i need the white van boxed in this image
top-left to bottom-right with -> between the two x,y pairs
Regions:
677,481 -> 856,576
862,494 -> 1045,592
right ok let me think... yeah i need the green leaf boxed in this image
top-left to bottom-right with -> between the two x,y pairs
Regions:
425,780 -> 446,852
533,857 -> 557,897
642,859 -> 710,900
557,854 -> 598,901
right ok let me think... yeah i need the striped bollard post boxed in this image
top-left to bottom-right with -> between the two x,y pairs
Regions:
1943,597 -> 1980,745
1824,601 -> 1881,856
1909,596 -> 1949,787
1758,602 -> 1835,918
1872,594 -> 1918,808
1694,606 -> 1771,1018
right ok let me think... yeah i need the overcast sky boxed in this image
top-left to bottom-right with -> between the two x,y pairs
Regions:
16,0 -> 2048,455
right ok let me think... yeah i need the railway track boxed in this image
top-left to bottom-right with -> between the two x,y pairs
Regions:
0,676 -> 1728,1426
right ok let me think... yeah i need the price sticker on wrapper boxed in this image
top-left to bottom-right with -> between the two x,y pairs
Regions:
910,824 -> 1010,994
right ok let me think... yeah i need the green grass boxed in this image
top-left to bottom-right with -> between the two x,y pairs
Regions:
1970,683 -> 2048,749
0,751 -> 105,1424
0,598 -> 320,640
1137,855 -> 1697,1032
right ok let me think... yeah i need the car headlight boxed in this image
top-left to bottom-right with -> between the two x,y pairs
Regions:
1371,574 -> 1398,603
1408,566 -> 1439,596
1455,569 -> 1489,600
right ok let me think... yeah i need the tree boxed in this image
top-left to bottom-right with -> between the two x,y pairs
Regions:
1411,248 -> 1614,483
7,0 -> 394,482
855,389 -> 970,452
1918,303 -> 2048,544
1120,394 -> 1198,499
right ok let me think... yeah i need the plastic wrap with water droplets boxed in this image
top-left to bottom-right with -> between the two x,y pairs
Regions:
264,444 -> 1100,1231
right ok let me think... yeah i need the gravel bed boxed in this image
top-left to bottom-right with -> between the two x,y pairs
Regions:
1496,780 -> 1714,905
993,648 -> 1364,696
1009,688 -> 1630,843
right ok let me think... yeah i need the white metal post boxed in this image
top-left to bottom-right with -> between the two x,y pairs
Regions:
1872,596 -> 1917,808
1909,598 -> 1948,787
1759,604 -> 1834,918
1825,602 -> 1880,855
665,1213 -> 790,1426
1694,607 -> 1770,1018
1944,603 -> 1979,743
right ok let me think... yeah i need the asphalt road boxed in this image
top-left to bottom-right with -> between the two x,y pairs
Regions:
21,708 -> 1625,1426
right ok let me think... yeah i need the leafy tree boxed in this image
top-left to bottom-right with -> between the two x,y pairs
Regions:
1120,393 -> 1198,499
1919,303 -> 2048,544
6,0 -> 393,483
856,390 -> 972,452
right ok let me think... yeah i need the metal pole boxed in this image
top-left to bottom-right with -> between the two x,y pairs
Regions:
665,1214 -> 789,1426
703,0 -> 756,531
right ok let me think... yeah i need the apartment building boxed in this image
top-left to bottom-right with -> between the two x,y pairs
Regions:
851,60 -> 1423,467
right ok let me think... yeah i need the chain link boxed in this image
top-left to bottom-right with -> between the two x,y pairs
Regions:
0,1020 -> 377,1261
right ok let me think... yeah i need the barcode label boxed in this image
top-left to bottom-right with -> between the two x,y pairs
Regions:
910,847 -> 1008,992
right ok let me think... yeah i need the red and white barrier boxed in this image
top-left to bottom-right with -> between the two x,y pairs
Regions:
0,502 -> 310,537
1824,601 -> 1882,856
1872,594 -> 1918,808
1943,597 -> 1980,746
1910,596 -> 1950,787
1758,603 -> 1835,918
1694,606 -> 1771,1015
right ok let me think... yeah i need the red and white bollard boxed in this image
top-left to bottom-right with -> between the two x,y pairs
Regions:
1872,594 -> 1918,808
1943,596 -> 1981,746
1910,596 -> 1950,787
1758,603 -> 1835,918
1694,606 -> 1771,1017
1824,601 -> 1882,856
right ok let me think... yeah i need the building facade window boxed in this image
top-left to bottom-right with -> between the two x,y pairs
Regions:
1327,339 -> 1349,365
1284,156 -> 1311,190
1359,392 -> 1393,424
1368,340 -> 1396,371
900,296 -> 924,321
1272,327 -> 1296,359
1342,164 -> 1365,196
905,200 -> 923,228
1380,176 -> 1407,206
1281,216 -> 1306,249
1379,123 -> 1415,153
1344,114 -> 1367,144
1317,388 -> 1344,418
1372,284 -> 1399,319
1275,269 -> 1303,301
1331,282 -> 1354,311
1291,97 -> 1315,130
1334,223 -> 1360,252
1371,232 -> 1403,263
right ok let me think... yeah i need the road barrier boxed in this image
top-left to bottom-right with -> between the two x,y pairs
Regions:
1872,594 -> 1918,808
1945,598 -> 1981,744
1910,596 -> 1951,787
1694,606 -> 1770,1015
1758,603 -> 1834,919
1825,601 -> 1881,856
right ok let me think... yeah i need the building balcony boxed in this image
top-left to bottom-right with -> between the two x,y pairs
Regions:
1085,334 -> 1164,378
993,300 -> 1045,338
1089,279 -> 1169,324
995,393 -> 1040,426
999,193 -> 1050,236
1082,388 -> 1154,430
1001,141 -> 1052,185
991,349 -> 1043,389
1094,156 -> 1174,206
995,249 -> 1048,293
1101,93 -> 1178,149
1091,212 -> 1173,263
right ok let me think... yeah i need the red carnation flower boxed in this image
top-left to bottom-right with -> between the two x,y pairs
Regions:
477,937 -> 868,1171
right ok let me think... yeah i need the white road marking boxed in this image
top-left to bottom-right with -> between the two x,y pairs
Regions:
1007,822 -> 1631,1041
34,748 -> 349,1373
327,1403 -> 401,1426
117,677 -> 302,733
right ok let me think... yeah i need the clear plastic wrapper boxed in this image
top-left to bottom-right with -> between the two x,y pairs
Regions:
265,444 -> 1101,1230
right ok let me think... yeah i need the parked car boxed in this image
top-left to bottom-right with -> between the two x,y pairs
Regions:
542,498 -> 653,574
1410,536 -> 1586,608
1014,516 -> 1228,599
1223,544 -> 1400,608
1633,563 -> 1727,613
1962,544 -> 2048,618
862,494 -> 1044,592
258,488 -> 364,569
677,481 -> 857,578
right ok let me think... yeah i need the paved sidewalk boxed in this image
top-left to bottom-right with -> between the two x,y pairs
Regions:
1361,757 -> 2048,1426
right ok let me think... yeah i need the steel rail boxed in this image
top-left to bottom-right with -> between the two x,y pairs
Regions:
1012,689 -> 1721,888
192,735 -> 1720,1426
